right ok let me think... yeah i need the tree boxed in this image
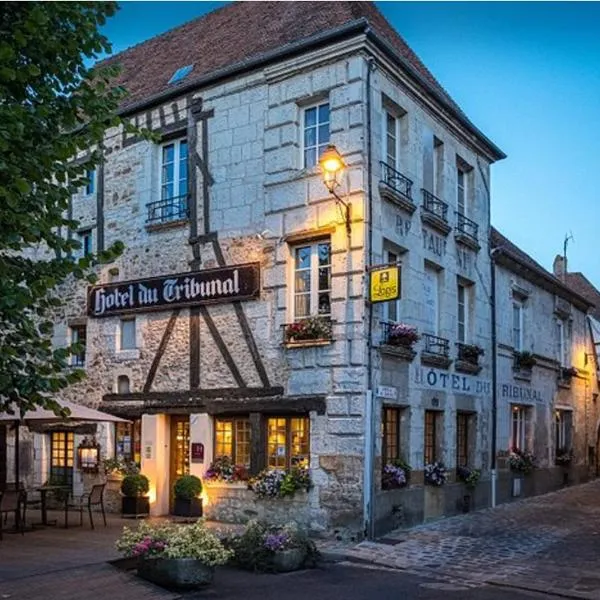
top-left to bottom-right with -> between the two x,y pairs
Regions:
0,3 -> 132,415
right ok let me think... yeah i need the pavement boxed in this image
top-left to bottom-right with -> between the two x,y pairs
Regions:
321,479 -> 600,599
1,481 -> 600,599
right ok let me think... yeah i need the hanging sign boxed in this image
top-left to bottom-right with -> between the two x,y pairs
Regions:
88,262 -> 260,317
369,265 -> 400,303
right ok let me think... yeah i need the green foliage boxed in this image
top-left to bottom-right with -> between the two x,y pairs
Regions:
0,3 -> 146,415
103,457 -> 140,476
173,475 -> 202,500
121,474 -> 150,497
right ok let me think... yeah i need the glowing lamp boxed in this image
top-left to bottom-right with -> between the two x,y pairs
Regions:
78,437 -> 100,473
319,144 -> 345,193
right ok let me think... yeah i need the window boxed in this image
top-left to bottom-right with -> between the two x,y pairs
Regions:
511,406 -> 527,451
384,249 -> 400,322
456,412 -> 470,468
303,102 -> 330,168
214,417 -> 251,468
457,283 -> 468,343
115,419 -> 141,464
119,318 -> 136,350
424,410 -> 440,464
79,229 -> 92,257
433,138 -> 443,196
292,240 -> 331,319
385,112 -> 398,169
554,410 -> 571,451
70,325 -> 86,367
117,375 -> 130,394
161,139 -> 188,200
512,301 -> 523,351
267,416 -> 309,470
50,431 -> 74,486
382,407 -> 401,462
457,168 -> 466,215
423,266 -> 439,335
556,319 -> 572,366
85,169 -> 95,195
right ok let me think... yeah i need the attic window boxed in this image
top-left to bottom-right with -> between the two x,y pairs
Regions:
168,64 -> 193,84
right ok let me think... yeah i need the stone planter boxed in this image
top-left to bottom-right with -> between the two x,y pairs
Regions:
137,558 -> 214,589
424,485 -> 445,521
122,495 -> 150,518
271,548 -> 306,573
173,497 -> 203,518
106,474 -> 124,492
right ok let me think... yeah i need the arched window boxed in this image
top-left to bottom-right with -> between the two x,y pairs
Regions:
117,375 -> 130,394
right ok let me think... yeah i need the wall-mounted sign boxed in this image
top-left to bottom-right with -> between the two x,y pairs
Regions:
191,443 -> 204,463
376,385 -> 398,400
370,265 -> 400,303
500,383 -> 543,403
88,262 -> 260,317
414,367 -> 491,397
144,442 -> 153,460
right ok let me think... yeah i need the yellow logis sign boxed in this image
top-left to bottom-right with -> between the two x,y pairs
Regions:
370,265 -> 400,303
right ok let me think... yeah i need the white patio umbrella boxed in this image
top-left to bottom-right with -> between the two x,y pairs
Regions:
0,400 -> 129,485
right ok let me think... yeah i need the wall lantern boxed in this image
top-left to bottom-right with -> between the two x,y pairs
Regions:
319,144 -> 351,235
78,437 -> 101,473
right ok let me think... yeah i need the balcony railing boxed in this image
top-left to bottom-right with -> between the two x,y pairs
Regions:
147,194 -> 189,225
456,212 -> 479,242
422,333 -> 450,358
380,161 -> 413,200
421,189 -> 448,222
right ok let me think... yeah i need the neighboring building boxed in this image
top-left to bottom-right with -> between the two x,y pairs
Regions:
491,228 -> 599,501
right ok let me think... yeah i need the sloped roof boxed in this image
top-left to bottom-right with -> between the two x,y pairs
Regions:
102,1 -> 504,159
564,273 -> 600,320
490,227 -> 594,311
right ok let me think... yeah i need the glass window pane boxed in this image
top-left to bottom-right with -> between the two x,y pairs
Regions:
120,319 -> 136,350
318,267 -> 330,291
290,417 -> 309,467
318,293 -> 330,316
179,140 -> 188,157
318,103 -> 330,123
318,124 -> 330,145
162,144 -> 174,164
267,418 -> 287,469
304,127 -> 316,148
304,107 -> 317,128
304,148 -> 316,168
318,243 -> 330,266
295,247 -> 311,270
294,294 -> 310,318
295,270 -> 311,293
235,419 -> 251,467
215,420 -> 233,458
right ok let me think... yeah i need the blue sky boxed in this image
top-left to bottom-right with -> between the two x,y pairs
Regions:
101,2 -> 600,284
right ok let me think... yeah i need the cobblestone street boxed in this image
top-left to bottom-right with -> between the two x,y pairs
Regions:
324,480 -> 600,598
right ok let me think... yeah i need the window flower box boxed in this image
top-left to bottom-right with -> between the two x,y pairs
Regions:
384,323 -> 420,348
514,351 -> 537,370
204,456 -> 249,483
508,448 -> 536,474
561,366 -> 578,380
248,466 -> 311,499
424,462 -> 448,486
381,458 -> 411,490
555,448 -> 573,467
456,343 -> 484,374
283,316 -> 332,347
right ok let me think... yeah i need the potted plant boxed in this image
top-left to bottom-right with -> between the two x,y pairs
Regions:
381,458 -> 411,490
456,466 -> 481,513
229,520 -> 319,573
116,520 -> 232,588
508,448 -> 536,474
424,462 -> 448,486
204,456 -> 249,483
458,344 -> 484,366
284,316 -> 332,345
173,475 -> 203,517
121,473 -> 150,517
514,351 -> 537,370
555,447 -> 573,466
386,323 -> 420,348
248,466 -> 311,499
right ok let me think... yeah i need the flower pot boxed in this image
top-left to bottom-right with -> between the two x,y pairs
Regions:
106,474 -> 124,493
137,557 -> 214,589
173,497 -> 203,518
271,548 -> 306,573
122,495 -> 150,517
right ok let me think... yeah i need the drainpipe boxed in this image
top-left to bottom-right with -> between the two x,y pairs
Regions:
490,247 -> 499,507
364,54 -> 376,540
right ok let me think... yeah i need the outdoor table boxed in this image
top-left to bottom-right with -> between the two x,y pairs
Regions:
34,485 -> 70,527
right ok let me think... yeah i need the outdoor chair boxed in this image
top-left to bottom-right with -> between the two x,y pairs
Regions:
0,489 -> 25,539
66,483 -> 106,530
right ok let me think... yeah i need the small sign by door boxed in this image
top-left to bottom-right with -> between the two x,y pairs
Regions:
191,443 -> 204,463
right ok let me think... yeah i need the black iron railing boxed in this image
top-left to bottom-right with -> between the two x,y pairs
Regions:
422,333 -> 450,357
380,161 -> 413,200
455,212 -> 479,242
421,190 -> 448,221
146,194 -> 189,225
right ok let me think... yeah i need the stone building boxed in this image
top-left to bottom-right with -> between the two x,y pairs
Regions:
1,1 -> 536,535
491,229 -> 599,502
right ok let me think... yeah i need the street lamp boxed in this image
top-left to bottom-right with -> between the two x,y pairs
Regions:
319,144 -> 351,235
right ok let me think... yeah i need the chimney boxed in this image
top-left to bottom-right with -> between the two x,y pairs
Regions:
553,254 -> 566,277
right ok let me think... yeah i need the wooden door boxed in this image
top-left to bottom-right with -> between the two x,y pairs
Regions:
169,416 -> 190,511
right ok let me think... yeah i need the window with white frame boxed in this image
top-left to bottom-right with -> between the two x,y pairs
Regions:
511,405 -> 527,451
78,229 -> 92,258
554,410 -> 568,450
70,325 -> 86,367
292,240 -> 331,320
385,111 -> 398,169
457,282 -> 468,343
157,139 -> 188,222
303,102 -> 330,168
457,167 -> 466,215
512,301 -> 524,351
119,318 -> 136,351
383,247 -> 401,323
85,169 -> 95,196
556,319 -> 572,366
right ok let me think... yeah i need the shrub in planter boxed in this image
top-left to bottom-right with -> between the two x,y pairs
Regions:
381,458 -> 411,490
116,520 -> 232,588
284,316 -> 332,343
173,475 -> 203,517
514,351 -> 537,370
424,462 -> 448,486
386,323 -> 420,347
104,457 -> 140,477
458,344 -> 484,365
456,465 -> 481,489
508,449 -> 536,474
248,466 -> 311,498
204,456 -> 249,483
121,474 -> 150,516
228,520 -> 319,573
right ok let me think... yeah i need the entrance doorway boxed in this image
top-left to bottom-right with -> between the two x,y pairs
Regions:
0,425 -> 6,489
169,416 -> 190,511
